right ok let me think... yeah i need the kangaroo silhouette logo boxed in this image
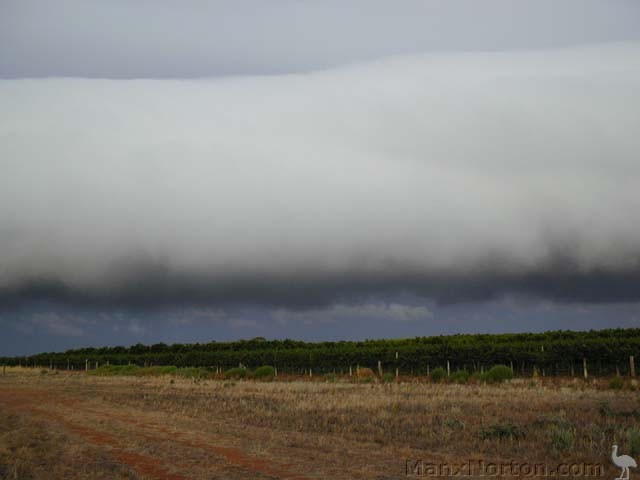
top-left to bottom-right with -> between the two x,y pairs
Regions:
612,445 -> 637,480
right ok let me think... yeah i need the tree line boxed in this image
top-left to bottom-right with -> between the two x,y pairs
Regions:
2,328 -> 638,377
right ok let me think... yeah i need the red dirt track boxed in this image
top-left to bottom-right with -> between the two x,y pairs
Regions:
0,385 -> 315,480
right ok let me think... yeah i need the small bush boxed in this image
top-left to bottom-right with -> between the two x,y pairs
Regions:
177,367 -> 210,379
253,366 -> 276,379
356,367 -> 376,379
609,377 -> 624,390
444,418 -> 465,430
450,369 -> 469,384
599,401 -> 614,418
157,366 -> 178,375
325,373 -> 337,383
479,423 -> 525,441
225,367 -> 248,379
482,365 -> 513,383
550,426 -> 575,455
628,428 -> 640,457
118,364 -> 139,375
382,373 -> 395,383
430,367 -> 447,383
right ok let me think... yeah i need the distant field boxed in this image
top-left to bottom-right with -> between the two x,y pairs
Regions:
0,368 -> 639,479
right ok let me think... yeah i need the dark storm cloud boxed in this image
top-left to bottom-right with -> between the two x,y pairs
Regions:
1,44 -> 640,313
3,262 -> 640,313
2,0 -> 640,78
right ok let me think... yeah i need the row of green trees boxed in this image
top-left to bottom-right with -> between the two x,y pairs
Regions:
3,328 -> 638,376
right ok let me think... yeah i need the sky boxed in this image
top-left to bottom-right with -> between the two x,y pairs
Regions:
1,1 -> 640,355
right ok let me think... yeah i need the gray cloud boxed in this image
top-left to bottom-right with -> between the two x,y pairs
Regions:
1,44 -> 640,312
2,0 -> 640,78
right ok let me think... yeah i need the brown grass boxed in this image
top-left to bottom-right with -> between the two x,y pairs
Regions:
0,367 -> 638,479
0,408 -> 138,479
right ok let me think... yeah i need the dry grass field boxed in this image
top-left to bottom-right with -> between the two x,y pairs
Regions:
1,368 -> 639,479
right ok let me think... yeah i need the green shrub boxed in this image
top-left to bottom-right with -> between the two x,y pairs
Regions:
444,418 -> 465,430
325,373 -> 337,383
430,367 -> 447,383
253,365 -> 276,379
609,377 -> 624,390
177,367 -> 210,379
482,365 -> 513,383
136,367 -> 163,376
479,423 -> 525,441
450,369 -> 469,384
628,428 -> 640,457
382,372 -> 395,383
225,367 -> 248,379
157,366 -> 178,375
550,426 -> 575,455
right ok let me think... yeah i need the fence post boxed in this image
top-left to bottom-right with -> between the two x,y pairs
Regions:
395,351 -> 399,380
85,359 -> 89,372
583,357 -> 588,379
630,356 -> 636,378
378,360 -> 383,378
349,366 -> 352,377
447,360 -> 450,377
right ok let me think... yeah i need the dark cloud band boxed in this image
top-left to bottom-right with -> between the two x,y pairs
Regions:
3,264 -> 640,312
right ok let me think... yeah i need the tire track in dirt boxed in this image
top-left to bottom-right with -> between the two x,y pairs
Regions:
0,386 -> 315,480
0,388 -> 186,480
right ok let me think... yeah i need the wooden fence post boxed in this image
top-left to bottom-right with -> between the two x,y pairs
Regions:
395,351 -> 399,380
630,356 -> 636,378
85,359 -> 89,372
377,360 -> 383,377
447,360 -> 450,377
583,357 -> 588,379
349,366 -> 352,377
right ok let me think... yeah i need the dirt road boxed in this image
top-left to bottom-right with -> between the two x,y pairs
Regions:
0,377 -> 320,479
